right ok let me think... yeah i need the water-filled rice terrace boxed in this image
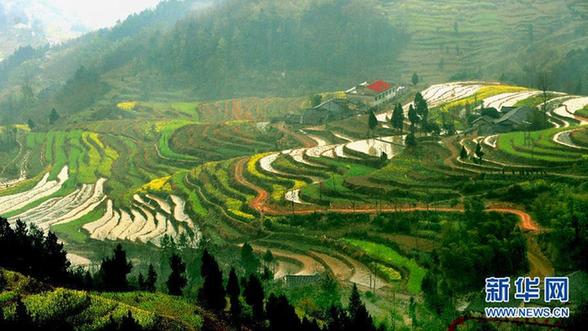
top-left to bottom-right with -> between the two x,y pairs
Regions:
1,82 -> 587,296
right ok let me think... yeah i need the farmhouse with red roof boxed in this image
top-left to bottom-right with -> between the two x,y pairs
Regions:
345,80 -> 404,108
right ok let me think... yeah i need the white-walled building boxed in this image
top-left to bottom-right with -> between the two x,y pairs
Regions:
345,80 -> 404,108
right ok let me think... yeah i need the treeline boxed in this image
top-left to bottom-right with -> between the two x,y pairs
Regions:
143,0 -> 407,97
0,217 -> 382,330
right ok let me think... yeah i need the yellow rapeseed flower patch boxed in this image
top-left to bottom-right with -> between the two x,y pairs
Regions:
117,101 -> 138,111
142,176 -> 172,192
444,84 -> 528,109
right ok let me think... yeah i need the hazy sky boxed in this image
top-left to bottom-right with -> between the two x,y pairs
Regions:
48,0 -> 162,29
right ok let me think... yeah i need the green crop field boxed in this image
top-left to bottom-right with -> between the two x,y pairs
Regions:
344,239 -> 426,295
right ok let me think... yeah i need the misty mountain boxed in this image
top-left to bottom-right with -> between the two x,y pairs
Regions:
0,0 -> 88,60
1,0 -> 588,124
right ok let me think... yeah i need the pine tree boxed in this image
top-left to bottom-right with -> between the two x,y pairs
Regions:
414,92 -> 429,125
348,285 -> 375,331
99,244 -> 133,291
266,294 -> 301,331
49,108 -> 60,124
348,284 -> 362,318
301,317 -> 321,331
27,118 -> 35,130
405,133 -> 417,148
167,254 -> 187,296
368,109 -> 378,137
460,146 -> 468,160
241,243 -> 259,275
137,273 -> 145,291
310,94 -> 322,107
0,272 -> 6,291
244,274 -> 264,319
408,104 -> 419,132
326,305 -> 349,331
412,72 -> 419,86
262,249 -> 274,266
226,268 -> 241,319
43,231 -> 70,282
475,142 -> 485,163
145,264 -> 157,292
392,103 -> 404,132
198,249 -> 226,311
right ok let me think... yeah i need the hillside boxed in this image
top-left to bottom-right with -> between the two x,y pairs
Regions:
2,0 -> 588,124
0,268 -> 207,330
0,0 -> 88,61
382,0 -> 588,88
1,1 -> 588,329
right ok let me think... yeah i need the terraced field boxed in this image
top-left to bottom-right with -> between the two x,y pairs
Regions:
1,81 -> 586,300
379,0 -> 588,84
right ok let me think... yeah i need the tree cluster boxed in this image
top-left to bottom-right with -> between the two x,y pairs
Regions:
0,218 -> 70,284
422,208 -> 528,313
197,249 -> 381,331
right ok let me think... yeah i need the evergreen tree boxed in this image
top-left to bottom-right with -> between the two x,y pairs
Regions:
226,268 -> 241,319
475,142 -> 485,163
43,231 -> 70,282
266,294 -> 301,331
412,72 -> 419,86
408,104 -> 419,132
27,118 -> 35,130
167,254 -> 187,296
0,272 -> 5,291
391,103 -> 404,132
380,151 -> 388,163
348,285 -> 375,331
460,146 -> 468,160
99,244 -> 133,291
137,273 -> 145,291
414,92 -> 429,125
198,249 -> 226,311
326,305 -> 349,331
119,311 -> 142,331
145,264 -> 157,292
368,109 -> 378,136
348,284 -> 362,319
301,317 -> 322,331
241,243 -> 260,275
244,274 -> 264,319
49,108 -> 60,124
263,249 -> 274,266
310,94 -> 323,108
405,133 -> 417,148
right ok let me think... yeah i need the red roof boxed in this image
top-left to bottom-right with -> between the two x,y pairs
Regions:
366,80 -> 392,93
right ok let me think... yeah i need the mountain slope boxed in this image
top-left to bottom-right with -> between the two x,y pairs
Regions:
1,0 -> 588,123
0,0 -> 87,61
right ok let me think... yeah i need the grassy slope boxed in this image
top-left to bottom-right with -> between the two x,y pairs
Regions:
344,239 -> 426,295
0,269 -> 202,330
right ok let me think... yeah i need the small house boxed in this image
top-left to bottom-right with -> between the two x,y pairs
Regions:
470,106 -> 537,134
300,99 -> 351,125
493,106 -> 536,132
346,80 -> 403,108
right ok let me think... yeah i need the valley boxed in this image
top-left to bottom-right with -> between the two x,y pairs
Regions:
1,78 -> 587,329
